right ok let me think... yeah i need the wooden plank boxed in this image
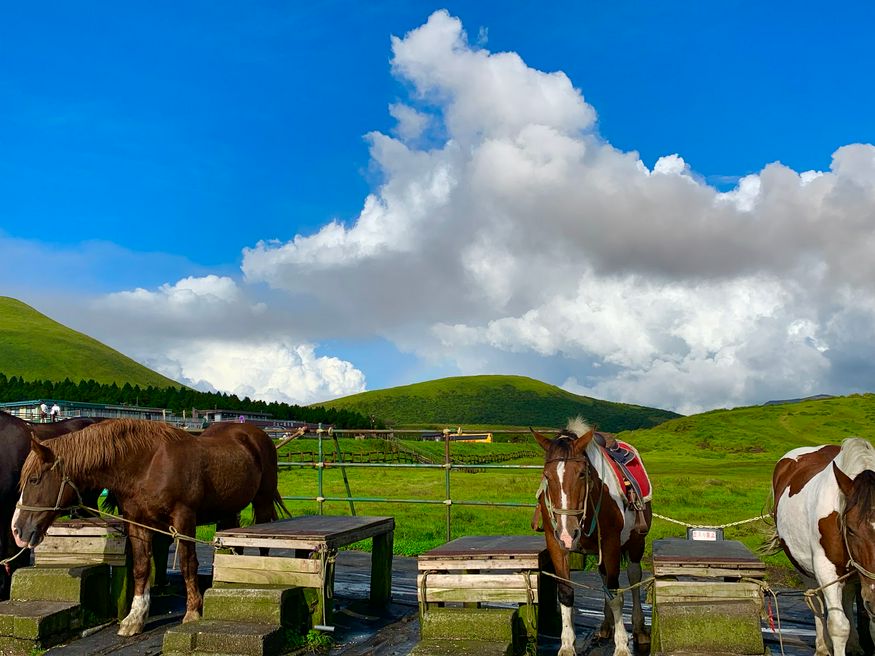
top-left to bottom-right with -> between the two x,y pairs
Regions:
215,516 -> 393,545
212,536 -> 325,551
417,557 -> 541,571
213,553 -> 324,587
36,535 -> 127,554
653,579 -> 764,602
34,553 -> 128,566
213,553 -> 323,574
653,564 -> 767,579
417,573 -> 539,604
420,535 -> 546,559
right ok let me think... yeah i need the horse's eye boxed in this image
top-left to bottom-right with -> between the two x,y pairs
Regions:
28,475 -> 41,485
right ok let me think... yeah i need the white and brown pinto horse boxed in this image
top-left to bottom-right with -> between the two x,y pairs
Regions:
533,419 -> 652,656
772,438 -> 875,656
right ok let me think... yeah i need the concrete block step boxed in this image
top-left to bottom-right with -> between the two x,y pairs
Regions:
420,607 -> 518,643
202,586 -> 308,630
163,619 -> 286,656
410,639 -> 513,656
0,600 -> 81,654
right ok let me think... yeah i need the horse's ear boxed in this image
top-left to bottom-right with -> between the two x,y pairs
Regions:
29,432 -> 55,463
530,428 -> 552,452
833,462 -> 854,497
572,428 -> 596,455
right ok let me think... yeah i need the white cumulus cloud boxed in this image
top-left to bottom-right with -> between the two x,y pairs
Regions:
238,10 -> 875,413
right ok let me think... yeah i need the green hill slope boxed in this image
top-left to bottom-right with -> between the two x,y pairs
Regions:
315,374 -> 679,431
620,393 -> 875,459
0,296 -> 182,388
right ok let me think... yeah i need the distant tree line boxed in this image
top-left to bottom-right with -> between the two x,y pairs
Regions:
0,373 -> 382,429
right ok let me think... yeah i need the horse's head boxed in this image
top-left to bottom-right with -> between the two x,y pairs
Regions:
834,463 -> 875,616
11,435 -> 76,549
533,425 -> 596,551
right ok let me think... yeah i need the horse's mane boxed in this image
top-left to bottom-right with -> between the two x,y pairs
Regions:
837,437 -> 875,477
21,419 -> 190,484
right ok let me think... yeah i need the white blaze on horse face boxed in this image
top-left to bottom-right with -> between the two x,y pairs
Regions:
10,495 -> 24,548
556,462 -> 575,549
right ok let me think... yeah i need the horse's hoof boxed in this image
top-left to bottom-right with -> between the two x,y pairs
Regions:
557,646 -> 576,656
117,621 -> 143,637
634,631 -> 652,646
183,610 -> 202,623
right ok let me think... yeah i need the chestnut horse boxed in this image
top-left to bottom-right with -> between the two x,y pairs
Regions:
0,411 -> 103,599
770,438 -> 875,656
12,419 -> 288,636
533,419 -> 652,656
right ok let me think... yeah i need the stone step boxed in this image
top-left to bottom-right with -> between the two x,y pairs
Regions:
202,586 -> 308,630
11,564 -> 111,617
163,620 -> 287,656
410,639 -> 513,656
0,600 -> 81,655
420,607 -> 518,643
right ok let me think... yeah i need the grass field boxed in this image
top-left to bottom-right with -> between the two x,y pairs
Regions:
221,434 -> 799,584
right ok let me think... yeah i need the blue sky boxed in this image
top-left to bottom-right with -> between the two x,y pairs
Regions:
2,2 -> 875,413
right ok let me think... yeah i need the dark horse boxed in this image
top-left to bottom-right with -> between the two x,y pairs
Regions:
0,411 -> 103,599
533,419 -> 652,656
12,419 -> 288,636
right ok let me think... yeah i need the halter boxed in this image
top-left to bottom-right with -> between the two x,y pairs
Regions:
15,457 -> 84,514
840,513 -> 875,580
536,454 -> 603,540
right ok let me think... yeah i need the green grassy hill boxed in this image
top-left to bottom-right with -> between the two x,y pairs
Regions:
315,374 -> 679,431
0,296 -> 182,388
618,393 -> 875,460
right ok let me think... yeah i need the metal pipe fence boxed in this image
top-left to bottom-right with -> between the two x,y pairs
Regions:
277,428 -> 546,542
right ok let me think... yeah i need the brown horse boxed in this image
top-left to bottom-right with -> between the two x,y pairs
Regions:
533,419 -> 652,656
770,438 -> 875,656
12,419 -> 288,636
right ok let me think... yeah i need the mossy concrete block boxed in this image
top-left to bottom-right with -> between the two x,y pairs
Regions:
410,639 -> 513,656
162,620 -> 285,656
203,586 -> 307,629
651,580 -> 764,655
420,607 -> 517,643
0,600 -> 80,654
11,564 -> 109,609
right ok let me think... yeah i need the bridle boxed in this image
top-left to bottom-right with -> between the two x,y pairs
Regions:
15,457 -> 84,514
840,510 -> 875,581
536,452 -> 603,541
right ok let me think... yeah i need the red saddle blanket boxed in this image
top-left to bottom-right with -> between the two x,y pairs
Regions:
601,441 -> 652,502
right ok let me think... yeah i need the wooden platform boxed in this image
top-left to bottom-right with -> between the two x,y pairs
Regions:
213,515 -> 395,628
418,535 -> 545,602
651,539 -> 766,655
652,538 -> 767,579
34,518 -> 127,567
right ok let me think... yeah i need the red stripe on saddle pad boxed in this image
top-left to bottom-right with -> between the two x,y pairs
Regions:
603,441 -> 651,500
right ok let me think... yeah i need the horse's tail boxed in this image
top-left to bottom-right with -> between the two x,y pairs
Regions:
273,489 -> 292,520
758,525 -> 784,556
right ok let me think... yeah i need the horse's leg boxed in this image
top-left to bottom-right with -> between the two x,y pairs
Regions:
812,593 -> 830,656
217,513 -> 242,555
824,581 -> 853,656
597,561 -> 613,639
603,546 -> 631,656
627,561 -> 649,648
173,512 -> 203,623
252,492 -> 277,556
118,525 -> 153,636
843,580 -> 863,655
549,544 -> 576,656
